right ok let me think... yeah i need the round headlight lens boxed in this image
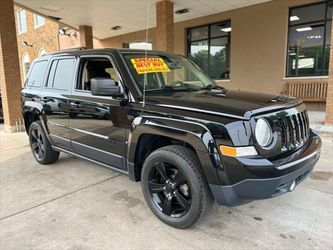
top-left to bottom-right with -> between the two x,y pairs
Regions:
255,118 -> 273,147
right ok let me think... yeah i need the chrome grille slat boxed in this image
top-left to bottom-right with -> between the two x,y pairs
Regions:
298,113 -> 305,142
284,117 -> 291,147
305,112 -> 310,138
286,116 -> 295,149
301,113 -> 307,139
293,115 -> 300,145
278,110 -> 309,152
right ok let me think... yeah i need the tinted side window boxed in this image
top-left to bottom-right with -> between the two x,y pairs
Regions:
47,58 -> 75,90
26,60 -> 48,88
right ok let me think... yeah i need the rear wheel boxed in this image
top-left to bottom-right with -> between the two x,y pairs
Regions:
141,145 -> 213,228
29,121 -> 59,165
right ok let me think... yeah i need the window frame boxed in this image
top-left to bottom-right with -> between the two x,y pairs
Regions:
25,59 -> 49,89
17,9 -> 27,34
73,54 -> 127,100
33,14 -> 45,29
45,56 -> 77,93
286,1 -> 332,77
187,20 -> 231,80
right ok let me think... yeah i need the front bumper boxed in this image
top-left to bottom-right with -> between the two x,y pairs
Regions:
210,130 -> 321,206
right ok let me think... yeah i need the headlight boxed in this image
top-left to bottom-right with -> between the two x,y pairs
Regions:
255,118 -> 272,147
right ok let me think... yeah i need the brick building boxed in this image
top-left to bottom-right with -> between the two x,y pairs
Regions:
1,0 -> 333,131
0,5 -> 80,125
14,6 -> 82,83
14,6 -> 58,82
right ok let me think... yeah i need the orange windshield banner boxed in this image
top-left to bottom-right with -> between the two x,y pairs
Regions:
130,58 -> 170,74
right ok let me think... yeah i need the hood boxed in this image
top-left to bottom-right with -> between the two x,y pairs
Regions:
144,88 -> 302,120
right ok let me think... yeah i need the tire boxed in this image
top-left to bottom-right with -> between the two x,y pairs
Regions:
141,145 -> 213,228
28,121 -> 59,165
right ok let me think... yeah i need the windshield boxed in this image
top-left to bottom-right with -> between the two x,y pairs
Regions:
122,53 -> 215,94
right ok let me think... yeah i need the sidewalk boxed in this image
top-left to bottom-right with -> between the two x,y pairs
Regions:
308,111 -> 333,136
1,129 -> 332,250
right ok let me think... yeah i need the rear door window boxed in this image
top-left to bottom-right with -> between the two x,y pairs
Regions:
26,60 -> 48,88
47,58 -> 75,91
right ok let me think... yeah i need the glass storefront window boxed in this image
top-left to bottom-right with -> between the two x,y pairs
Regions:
287,2 -> 333,77
190,26 -> 209,41
188,21 -> 231,80
189,40 -> 209,73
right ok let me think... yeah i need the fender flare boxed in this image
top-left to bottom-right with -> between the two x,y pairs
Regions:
22,100 -> 49,135
127,115 -> 223,185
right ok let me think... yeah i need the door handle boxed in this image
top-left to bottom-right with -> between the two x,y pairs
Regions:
70,102 -> 81,108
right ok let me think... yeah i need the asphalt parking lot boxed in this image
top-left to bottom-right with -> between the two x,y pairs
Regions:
0,132 -> 332,250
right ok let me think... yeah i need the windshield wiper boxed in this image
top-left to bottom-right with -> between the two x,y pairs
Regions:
145,86 -> 191,93
145,84 -> 221,93
200,84 -> 225,90
164,85 -> 194,92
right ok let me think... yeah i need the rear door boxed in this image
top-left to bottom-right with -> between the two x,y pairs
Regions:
42,56 -> 77,150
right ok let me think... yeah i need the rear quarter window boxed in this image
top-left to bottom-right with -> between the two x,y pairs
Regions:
26,60 -> 48,88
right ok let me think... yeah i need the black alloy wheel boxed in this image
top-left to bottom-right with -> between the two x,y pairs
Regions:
141,145 -> 213,228
30,127 -> 45,160
29,121 -> 59,165
148,161 -> 191,217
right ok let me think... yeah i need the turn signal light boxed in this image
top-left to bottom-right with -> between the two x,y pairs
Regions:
220,145 -> 258,157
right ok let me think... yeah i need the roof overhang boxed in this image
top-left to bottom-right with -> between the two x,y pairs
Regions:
15,0 -> 271,40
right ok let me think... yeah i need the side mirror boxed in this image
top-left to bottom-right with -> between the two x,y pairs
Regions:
91,77 -> 121,96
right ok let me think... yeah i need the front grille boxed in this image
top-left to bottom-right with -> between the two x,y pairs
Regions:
278,111 -> 309,152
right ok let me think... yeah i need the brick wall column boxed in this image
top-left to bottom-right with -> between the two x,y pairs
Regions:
0,0 -> 23,132
155,0 -> 174,52
326,12 -> 333,125
79,25 -> 93,49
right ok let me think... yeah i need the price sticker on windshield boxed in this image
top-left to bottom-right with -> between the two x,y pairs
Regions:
131,58 -> 170,74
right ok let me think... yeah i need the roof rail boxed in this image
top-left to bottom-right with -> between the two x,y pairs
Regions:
60,47 -> 87,51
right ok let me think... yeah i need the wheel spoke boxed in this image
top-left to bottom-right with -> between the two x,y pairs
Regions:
148,180 -> 165,193
31,143 -> 38,150
40,144 -> 45,153
162,195 -> 173,216
37,147 -> 43,159
32,129 -> 38,140
173,170 -> 186,186
155,162 -> 169,181
175,191 -> 191,212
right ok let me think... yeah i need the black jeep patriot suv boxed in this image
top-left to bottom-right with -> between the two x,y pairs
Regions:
22,48 -> 321,228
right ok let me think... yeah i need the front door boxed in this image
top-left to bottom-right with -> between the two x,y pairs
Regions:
68,55 -> 129,171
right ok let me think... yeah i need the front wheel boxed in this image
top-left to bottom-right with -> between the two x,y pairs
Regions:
29,121 -> 59,165
141,145 -> 213,228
